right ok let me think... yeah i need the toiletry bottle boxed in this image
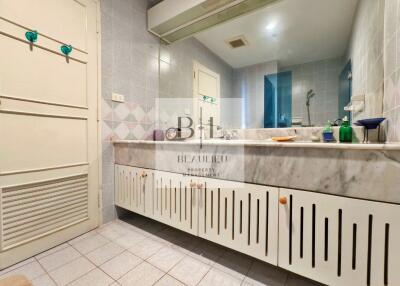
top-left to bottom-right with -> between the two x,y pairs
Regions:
339,116 -> 352,143
322,121 -> 334,142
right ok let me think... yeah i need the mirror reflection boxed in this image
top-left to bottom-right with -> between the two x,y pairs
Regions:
157,0 -> 381,130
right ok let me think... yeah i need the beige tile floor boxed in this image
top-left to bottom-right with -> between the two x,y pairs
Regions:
0,215 -> 323,286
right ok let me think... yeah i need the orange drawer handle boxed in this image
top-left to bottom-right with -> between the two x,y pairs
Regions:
279,196 -> 287,205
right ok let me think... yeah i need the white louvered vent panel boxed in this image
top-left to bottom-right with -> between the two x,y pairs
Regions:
153,170 -> 198,235
279,188 -> 400,286
1,175 -> 89,251
198,180 -> 279,265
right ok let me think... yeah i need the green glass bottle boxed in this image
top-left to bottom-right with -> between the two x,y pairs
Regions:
339,116 -> 352,143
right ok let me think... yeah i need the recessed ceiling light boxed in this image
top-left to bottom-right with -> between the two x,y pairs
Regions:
265,22 -> 277,31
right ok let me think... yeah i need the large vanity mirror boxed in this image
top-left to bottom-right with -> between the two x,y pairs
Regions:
156,0 -> 383,130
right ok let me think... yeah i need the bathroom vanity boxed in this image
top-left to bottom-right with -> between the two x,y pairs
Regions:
113,140 -> 400,286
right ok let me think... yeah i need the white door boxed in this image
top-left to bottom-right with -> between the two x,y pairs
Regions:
193,61 -> 220,131
0,0 -> 100,269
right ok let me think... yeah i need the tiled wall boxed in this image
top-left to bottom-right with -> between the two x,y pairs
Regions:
346,0 -> 385,121
384,0 -> 400,142
101,0 -> 158,222
100,0 -> 234,222
232,58 -> 342,128
285,58 -> 342,126
158,38 -> 234,129
233,61 -> 279,128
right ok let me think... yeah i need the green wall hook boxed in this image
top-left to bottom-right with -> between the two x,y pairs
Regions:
25,30 -> 38,43
61,44 -> 73,56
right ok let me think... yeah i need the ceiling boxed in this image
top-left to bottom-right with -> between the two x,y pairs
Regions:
194,0 -> 359,68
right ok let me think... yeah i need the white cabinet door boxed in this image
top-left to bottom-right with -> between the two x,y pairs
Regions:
115,165 -> 131,210
115,166 -> 199,235
153,171 -> 198,236
130,167 -> 152,217
0,0 -> 99,269
198,178 -> 279,265
114,165 -> 154,218
278,188 -> 400,286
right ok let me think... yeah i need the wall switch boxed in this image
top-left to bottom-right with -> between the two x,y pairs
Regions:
112,93 -> 125,103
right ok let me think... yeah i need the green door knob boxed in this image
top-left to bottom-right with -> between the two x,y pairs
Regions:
25,30 -> 38,43
61,44 -> 73,56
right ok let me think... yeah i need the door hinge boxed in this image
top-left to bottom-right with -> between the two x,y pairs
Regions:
194,71 -> 196,79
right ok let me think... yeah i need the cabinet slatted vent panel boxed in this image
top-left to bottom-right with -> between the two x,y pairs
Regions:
114,165 -> 197,235
279,188 -> 400,286
153,171 -> 197,235
115,165 -> 153,217
198,180 -> 279,265
115,165 -> 137,211
1,175 -> 89,251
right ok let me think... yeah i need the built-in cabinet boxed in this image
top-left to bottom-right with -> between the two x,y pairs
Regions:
279,188 -> 400,286
115,165 -> 400,286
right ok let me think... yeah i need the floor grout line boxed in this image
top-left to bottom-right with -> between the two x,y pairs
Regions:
194,265 -> 212,286
240,259 -> 254,286
1,217 -> 319,286
34,256 -> 59,286
64,267 -> 117,286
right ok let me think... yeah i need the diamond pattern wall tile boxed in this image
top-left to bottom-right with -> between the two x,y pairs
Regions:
131,124 -> 146,139
114,121 -> 130,140
102,120 -> 114,142
126,102 -> 138,112
125,113 -> 138,122
102,99 -> 113,121
125,121 -> 138,131
132,105 -> 145,122
113,103 -> 130,122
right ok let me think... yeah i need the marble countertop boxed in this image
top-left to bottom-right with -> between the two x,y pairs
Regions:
113,139 -> 400,151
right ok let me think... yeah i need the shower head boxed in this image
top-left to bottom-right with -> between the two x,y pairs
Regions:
306,90 -> 315,106
307,89 -> 315,98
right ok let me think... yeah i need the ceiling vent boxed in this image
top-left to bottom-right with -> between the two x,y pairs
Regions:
226,36 -> 248,48
148,0 -> 279,43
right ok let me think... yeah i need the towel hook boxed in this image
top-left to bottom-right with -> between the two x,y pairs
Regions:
25,30 -> 38,51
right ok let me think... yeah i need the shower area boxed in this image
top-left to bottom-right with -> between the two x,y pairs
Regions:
264,71 -> 292,128
264,58 -> 343,128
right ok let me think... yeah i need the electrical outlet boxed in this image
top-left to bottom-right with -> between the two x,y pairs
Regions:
112,93 -> 125,103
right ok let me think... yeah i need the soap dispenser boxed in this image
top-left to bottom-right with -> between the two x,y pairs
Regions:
322,121 -> 334,142
339,116 -> 352,143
